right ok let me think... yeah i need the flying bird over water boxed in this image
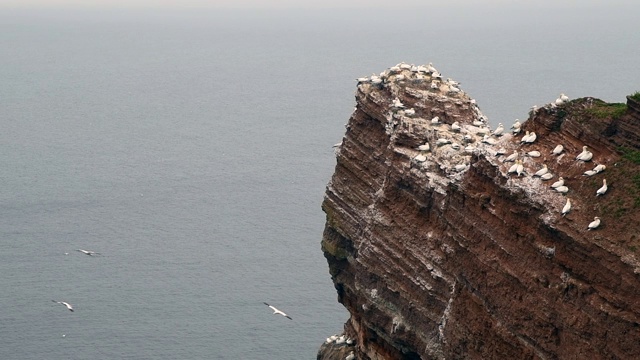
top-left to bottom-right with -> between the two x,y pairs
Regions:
52,300 -> 74,312
76,249 -> 100,256
263,302 -> 292,320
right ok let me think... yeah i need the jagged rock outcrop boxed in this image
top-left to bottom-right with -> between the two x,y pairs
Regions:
318,63 -> 640,360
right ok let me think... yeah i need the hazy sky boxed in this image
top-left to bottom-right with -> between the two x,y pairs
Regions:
0,0 -> 631,9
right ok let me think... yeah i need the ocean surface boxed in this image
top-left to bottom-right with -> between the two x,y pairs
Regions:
1,4 -> 639,359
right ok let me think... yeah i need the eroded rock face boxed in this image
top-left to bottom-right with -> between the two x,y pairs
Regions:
319,63 -> 640,360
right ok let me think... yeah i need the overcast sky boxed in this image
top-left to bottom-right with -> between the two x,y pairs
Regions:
0,0 -> 632,9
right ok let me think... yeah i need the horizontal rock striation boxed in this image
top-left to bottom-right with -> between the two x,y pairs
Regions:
319,63 -> 640,359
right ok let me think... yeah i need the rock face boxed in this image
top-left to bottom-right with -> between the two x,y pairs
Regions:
319,63 -> 640,359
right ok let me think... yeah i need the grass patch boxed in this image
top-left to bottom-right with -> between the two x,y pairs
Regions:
629,91 -> 640,102
619,147 -> 640,165
586,102 -> 627,120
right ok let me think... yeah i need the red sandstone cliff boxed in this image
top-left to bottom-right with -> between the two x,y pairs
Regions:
319,64 -> 640,359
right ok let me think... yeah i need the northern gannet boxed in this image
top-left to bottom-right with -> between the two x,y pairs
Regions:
436,138 -> 451,146
516,160 -> 524,176
593,164 -> 606,173
76,249 -> 100,256
588,217 -> 601,230
540,172 -> 554,180
414,154 -> 427,162
404,108 -> 416,117
418,143 -> 430,152
511,119 -> 521,130
583,170 -> 597,176
495,147 -> 506,155
562,198 -> 571,217
263,302 -> 292,320
520,131 -> 530,143
552,144 -> 564,155
560,93 -> 569,102
596,179 -> 608,196
431,116 -> 440,125
576,146 -> 593,161
392,97 -> 405,109
526,150 -> 541,157
534,164 -> 548,177
451,121 -> 461,132
493,123 -> 504,136
504,151 -> 518,163
346,352 -> 355,360
426,62 -> 437,73
508,161 -> 519,174
481,135 -> 497,145
523,132 -> 537,143
52,300 -> 74,312
551,177 -> 564,189
555,185 -> 569,194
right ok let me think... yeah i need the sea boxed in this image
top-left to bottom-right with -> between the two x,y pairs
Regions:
1,4 -> 639,359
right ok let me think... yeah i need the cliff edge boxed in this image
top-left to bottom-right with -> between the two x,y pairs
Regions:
319,63 -> 640,359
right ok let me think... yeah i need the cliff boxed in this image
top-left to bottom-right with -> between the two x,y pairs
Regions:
319,63 -> 640,359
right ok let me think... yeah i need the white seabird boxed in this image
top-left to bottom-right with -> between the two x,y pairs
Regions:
520,131 -> 530,143
587,217 -> 601,230
504,151 -> 518,163
551,177 -> 564,189
560,93 -> 569,102
404,108 -> 416,117
76,249 -> 100,256
593,164 -> 606,173
575,146 -> 593,162
346,352 -> 355,360
436,138 -> 451,146
493,123 -> 504,136
516,160 -> 524,176
534,164 -> 548,177
552,144 -> 564,155
431,116 -> 440,125
508,161 -> 519,174
562,198 -> 571,217
596,179 -> 608,196
495,147 -> 507,155
583,169 -> 598,176
52,300 -> 74,312
451,121 -> 461,132
524,132 -> 537,144
418,143 -> 430,152
481,135 -> 497,145
540,172 -> 554,180
392,97 -> 405,109
526,150 -> 541,158
414,154 -> 427,162
263,302 -> 292,320
555,185 -> 569,194
511,119 -> 521,130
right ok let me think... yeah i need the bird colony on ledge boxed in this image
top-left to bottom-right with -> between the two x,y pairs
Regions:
352,62 -> 609,232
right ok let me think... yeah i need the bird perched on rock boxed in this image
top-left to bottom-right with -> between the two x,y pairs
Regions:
504,151 -> 518,162
588,217 -> 601,230
596,179 -> 608,196
451,121 -> 461,132
540,172 -> 554,180
555,185 -> 569,194
493,123 -> 504,136
562,198 -> 571,216
551,177 -> 564,189
552,144 -> 564,155
534,164 -> 548,177
576,146 -> 593,162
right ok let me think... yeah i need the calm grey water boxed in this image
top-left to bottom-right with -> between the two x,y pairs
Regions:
1,4 -> 639,359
